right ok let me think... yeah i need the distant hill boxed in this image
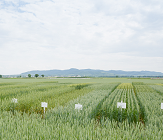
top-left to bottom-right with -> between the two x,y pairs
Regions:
21,68 -> 163,77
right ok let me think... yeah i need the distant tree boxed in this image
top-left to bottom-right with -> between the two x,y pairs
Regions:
17,75 -> 21,78
28,74 -> 31,78
35,74 -> 39,78
41,74 -> 44,77
116,75 -> 118,78
0,75 -> 2,78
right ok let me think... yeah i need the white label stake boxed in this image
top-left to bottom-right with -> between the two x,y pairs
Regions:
41,102 -> 48,114
117,101 -> 126,111
11,98 -> 18,103
75,103 -> 82,112
11,98 -> 18,115
161,103 -> 163,109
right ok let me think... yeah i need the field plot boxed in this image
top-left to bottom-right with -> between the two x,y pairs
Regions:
133,82 -> 163,128
0,78 -> 163,139
0,81 -> 93,114
96,83 -> 140,123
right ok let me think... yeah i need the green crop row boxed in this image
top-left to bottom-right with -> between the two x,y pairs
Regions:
47,83 -> 119,122
133,83 -> 163,129
1,110 -> 161,140
1,83 -> 94,114
149,85 -> 163,95
97,83 -> 140,123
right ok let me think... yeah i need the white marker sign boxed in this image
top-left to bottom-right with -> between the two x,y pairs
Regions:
75,103 -> 82,111
41,102 -> 47,108
41,102 -> 48,114
161,103 -> 163,109
117,101 -> 126,109
11,98 -> 18,103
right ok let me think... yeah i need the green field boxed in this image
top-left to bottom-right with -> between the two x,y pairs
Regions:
1,78 -> 163,139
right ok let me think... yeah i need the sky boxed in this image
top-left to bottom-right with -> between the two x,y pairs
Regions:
0,0 -> 163,75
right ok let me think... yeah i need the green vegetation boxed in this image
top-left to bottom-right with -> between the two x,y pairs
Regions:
0,78 -> 163,139
95,83 -> 140,123
41,74 -> 44,77
35,74 -> 39,78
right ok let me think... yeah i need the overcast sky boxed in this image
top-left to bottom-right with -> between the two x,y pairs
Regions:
0,0 -> 163,75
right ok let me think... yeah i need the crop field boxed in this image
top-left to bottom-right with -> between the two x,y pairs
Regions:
0,78 -> 163,139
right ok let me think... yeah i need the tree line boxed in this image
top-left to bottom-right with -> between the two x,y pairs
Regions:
0,74 -> 45,78
28,74 -> 44,78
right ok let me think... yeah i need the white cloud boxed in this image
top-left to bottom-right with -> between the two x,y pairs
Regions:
0,0 -> 163,75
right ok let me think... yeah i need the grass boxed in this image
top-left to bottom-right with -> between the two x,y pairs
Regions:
1,78 -> 163,139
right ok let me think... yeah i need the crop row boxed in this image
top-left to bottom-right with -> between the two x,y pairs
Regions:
133,83 -> 163,129
149,84 -> 163,95
96,83 -> 140,123
0,82 -> 93,114
1,109 -> 160,139
46,83 -> 119,123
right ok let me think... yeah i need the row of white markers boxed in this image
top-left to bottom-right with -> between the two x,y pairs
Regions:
11,98 -> 163,113
11,98 -> 82,113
